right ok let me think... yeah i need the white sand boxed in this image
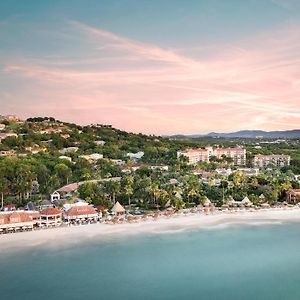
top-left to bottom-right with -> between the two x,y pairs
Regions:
1,208 -> 300,252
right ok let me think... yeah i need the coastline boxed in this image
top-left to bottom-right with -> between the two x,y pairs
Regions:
1,208 -> 300,252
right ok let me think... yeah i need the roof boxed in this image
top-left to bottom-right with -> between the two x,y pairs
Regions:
57,183 -> 79,193
0,212 -> 33,224
203,197 -> 211,206
40,207 -> 62,216
41,199 -> 53,205
287,189 -> 300,195
66,205 -> 97,217
111,201 -> 125,213
241,196 -> 252,205
96,205 -> 108,211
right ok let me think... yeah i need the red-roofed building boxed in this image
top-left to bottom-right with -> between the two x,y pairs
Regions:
64,205 -> 98,223
40,207 -> 62,227
0,211 -> 40,233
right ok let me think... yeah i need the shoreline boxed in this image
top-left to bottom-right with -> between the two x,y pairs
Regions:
1,208 -> 300,252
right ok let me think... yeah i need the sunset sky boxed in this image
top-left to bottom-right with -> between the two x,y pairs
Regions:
0,0 -> 300,134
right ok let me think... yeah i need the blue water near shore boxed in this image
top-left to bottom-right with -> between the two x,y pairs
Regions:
1,222 -> 300,300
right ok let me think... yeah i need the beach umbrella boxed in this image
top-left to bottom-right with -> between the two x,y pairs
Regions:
203,197 -> 212,207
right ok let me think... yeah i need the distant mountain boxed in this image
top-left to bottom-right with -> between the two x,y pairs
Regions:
169,129 -> 300,139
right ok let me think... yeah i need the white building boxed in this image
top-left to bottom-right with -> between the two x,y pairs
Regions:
94,140 -> 106,146
127,151 -> 144,160
254,155 -> 290,168
59,147 -> 79,154
79,153 -> 103,162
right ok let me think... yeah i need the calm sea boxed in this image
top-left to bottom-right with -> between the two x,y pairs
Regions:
1,222 -> 300,300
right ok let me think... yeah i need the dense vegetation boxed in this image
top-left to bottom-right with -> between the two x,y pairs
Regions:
0,117 -> 300,209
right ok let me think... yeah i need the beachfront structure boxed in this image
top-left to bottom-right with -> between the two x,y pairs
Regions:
111,202 -> 126,215
286,189 -> 300,202
64,205 -> 98,223
40,207 -> 62,227
254,154 -> 291,168
177,147 -> 246,165
0,211 -> 40,233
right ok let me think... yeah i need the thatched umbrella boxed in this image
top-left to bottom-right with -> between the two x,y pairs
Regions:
203,197 -> 212,207
241,196 -> 253,207
111,201 -> 126,216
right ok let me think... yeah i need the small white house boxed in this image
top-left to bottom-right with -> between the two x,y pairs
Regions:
127,151 -> 144,160
79,153 -> 103,161
95,140 -> 106,146
50,191 -> 61,203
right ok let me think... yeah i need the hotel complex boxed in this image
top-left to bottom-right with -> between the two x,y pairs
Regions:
177,147 -> 246,165
253,154 -> 291,168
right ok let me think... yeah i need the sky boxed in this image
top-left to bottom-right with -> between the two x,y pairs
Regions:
0,0 -> 300,135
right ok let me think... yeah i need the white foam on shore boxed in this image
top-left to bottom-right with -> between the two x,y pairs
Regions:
1,208 -> 300,252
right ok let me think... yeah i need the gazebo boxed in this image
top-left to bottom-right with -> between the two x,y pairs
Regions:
111,202 -> 126,216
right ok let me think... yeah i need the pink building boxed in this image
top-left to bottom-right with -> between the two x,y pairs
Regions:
177,147 -> 246,165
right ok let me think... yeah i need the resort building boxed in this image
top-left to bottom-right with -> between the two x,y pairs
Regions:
40,207 -> 62,227
253,154 -> 291,168
286,189 -> 300,202
64,205 -> 98,223
177,147 -> 246,165
0,211 -> 40,233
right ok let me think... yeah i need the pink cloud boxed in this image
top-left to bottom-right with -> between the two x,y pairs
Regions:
1,21 -> 300,134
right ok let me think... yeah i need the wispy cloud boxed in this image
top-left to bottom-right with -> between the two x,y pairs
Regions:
1,20 -> 300,134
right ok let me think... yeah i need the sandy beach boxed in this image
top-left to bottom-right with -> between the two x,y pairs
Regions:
1,208 -> 300,252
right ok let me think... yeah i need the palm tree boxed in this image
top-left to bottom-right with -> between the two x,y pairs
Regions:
124,184 -> 134,208
151,183 -> 161,207
103,180 -> 120,204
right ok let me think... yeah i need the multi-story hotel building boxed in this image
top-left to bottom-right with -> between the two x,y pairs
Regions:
253,154 -> 291,168
177,147 -> 246,165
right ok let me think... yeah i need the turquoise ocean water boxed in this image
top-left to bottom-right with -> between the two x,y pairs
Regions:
1,222 -> 300,300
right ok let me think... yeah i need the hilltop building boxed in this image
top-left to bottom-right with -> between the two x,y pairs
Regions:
0,132 -> 18,141
177,147 -> 246,165
254,154 -> 290,168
